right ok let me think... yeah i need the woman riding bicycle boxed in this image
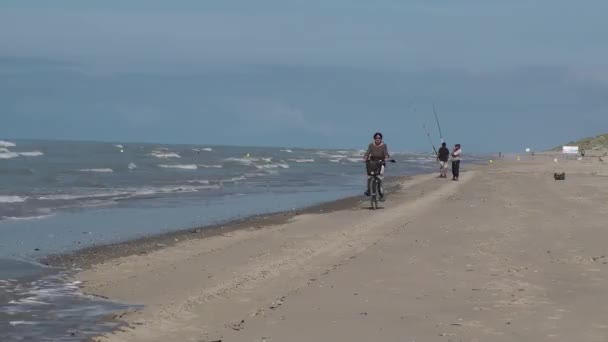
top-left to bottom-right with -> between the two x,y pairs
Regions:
364,132 -> 390,199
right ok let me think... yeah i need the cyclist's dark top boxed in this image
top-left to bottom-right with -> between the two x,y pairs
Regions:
366,143 -> 389,161
438,146 -> 450,162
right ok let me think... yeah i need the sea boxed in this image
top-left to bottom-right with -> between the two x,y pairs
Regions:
0,139 -> 487,340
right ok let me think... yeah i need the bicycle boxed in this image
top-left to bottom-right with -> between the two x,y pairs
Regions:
366,159 -> 395,210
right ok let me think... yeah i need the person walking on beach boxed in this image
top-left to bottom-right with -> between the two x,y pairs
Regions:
437,142 -> 450,178
451,144 -> 461,181
364,132 -> 390,199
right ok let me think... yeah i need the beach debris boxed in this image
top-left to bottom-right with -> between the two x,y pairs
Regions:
554,172 -> 566,180
226,319 -> 245,331
269,297 -> 285,310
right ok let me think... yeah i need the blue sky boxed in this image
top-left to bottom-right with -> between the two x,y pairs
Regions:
1,1 -> 607,152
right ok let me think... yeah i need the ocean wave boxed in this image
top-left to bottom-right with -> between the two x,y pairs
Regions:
114,144 -> 124,149
202,147 -> 213,152
149,151 -> 181,158
224,176 -> 247,182
328,159 -> 341,163
0,140 -> 16,147
281,149 -> 293,153
0,150 -> 44,159
38,191 -> 129,201
289,159 -> 315,163
128,162 -> 137,170
244,172 -> 270,178
38,184 -> 220,202
78,168 -> 114,173
0,151 -> 20,159
224,157 -> 254,165
9,321 -> 38,326
0,195 -> 28,203
143,185 -> 220,193
3,214 -> 55,221
187,180 -> 210,184
19,151 -> 44,157
255,163 -> 289,169
158,164 -> 198,170
198,164 -> 223,168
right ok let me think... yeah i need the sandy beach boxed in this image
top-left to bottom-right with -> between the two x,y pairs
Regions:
77,154 -> 608,342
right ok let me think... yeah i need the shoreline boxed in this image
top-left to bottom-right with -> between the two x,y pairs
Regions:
41,175 -> 410,270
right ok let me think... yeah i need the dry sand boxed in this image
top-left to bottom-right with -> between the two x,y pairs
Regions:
79,155 -> 608,341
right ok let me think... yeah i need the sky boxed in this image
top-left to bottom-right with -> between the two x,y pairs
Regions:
1,0 -> 607,152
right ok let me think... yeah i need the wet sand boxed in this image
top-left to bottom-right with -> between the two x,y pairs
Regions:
77,156 -> 608,341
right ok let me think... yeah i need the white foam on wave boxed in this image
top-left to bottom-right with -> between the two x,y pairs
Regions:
244,172 -> 269,178
225,176 -> 247,182
114,144 -> 124,149
38,191 -> 129,201
39,184 -> 220,202
0,140 -> 16,147
255,163 -> 289,169
281,149 -> 293,153
346,158 -> 363,163
187,180 -> 210,184
79,168 -> 114,173
128,162 -> 137,170
158,164 -> 198,170
329,159 -> 341,163
198,164 -> 223,168
289,159 -> 315,163
202,147 -> 213,152
324,154 -> 348,159
0,151 -> 44,159
19,151 -> 44,157
3,214 -> 55,221
0,195 -> 28,203
9,321 -> 38,326
150,151 -> 181,159
224,157 -> 254,165
0,151 -> 20,159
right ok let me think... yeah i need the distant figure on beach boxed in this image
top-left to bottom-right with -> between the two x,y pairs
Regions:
363,132 -> 390,199
451,144 -> 461,181
581,149 -> 586,158
498,152 -> 502,158
437,142 -> 450,178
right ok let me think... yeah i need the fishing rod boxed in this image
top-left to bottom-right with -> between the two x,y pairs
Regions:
422,123 -> 438,157
432,103 -> 444,144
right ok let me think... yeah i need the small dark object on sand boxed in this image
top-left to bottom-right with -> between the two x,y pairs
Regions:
554,172 -> 565,180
